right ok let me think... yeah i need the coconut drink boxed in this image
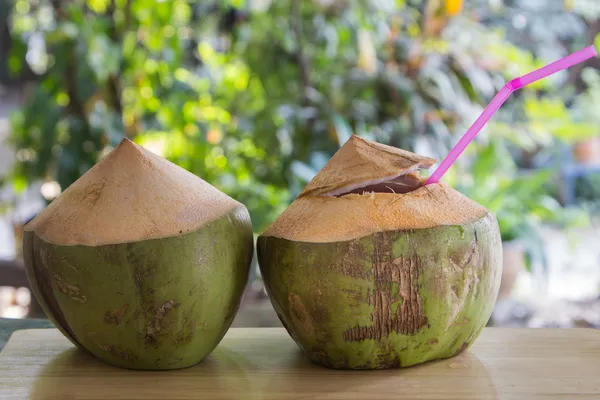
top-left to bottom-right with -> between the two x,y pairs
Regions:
257,135 -> 502,369
23,138 -> 253,370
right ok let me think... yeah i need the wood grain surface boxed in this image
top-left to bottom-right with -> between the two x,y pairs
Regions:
0,327 -> 599,399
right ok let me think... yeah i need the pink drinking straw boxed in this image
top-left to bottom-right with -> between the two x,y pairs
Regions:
425,45 -> 598,185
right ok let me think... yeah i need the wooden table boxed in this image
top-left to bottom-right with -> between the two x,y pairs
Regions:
0,328 -> 599,399
0,318 -> 53,351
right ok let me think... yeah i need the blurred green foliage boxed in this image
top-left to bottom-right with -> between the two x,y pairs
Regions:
3,0 -> 598,239
6,0 -> 292,231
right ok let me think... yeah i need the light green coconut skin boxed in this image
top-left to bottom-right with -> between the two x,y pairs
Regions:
257,212 -> 502,369
23,206 -> 253,370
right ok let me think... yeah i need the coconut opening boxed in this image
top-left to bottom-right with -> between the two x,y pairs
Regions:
263,135 -> 490,243
327,171 -> 425,197
297,135 -> 437,198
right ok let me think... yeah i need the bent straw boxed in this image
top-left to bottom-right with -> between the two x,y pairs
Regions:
425,45 -> 598,185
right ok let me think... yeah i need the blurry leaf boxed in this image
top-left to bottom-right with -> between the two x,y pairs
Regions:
452,69 -> 478,102
223,0 -> 246,7
357,29 -> 376,75
66,3 -> 86,24
122,32 -> 137,57
12,176 -> 27,194
308,151 -> 330,172
8,53 -> 23,74
291,160 -> 317,183
470,141 -> 498,184
87,0 -> 110,14
87,34 -> 122,82
332,114 -> 352,147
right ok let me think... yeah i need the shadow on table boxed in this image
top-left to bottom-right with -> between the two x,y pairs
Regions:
30,343 -> 499,400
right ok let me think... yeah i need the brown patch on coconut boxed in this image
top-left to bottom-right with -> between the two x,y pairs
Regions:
288,293 -> 317,341
104,304 -> 130,325
87,331 -> 139,362
343,237 -> 427,341
341,239 -> 372,280
145,300 -> 180,346
53,274 -> 87,303
455,342 -> 470,356
173,318 -> 197,346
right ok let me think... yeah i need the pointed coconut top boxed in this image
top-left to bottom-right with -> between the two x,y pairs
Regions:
299,135 -> 436,197
263,135 -> 490,243
26,139 -> 242,246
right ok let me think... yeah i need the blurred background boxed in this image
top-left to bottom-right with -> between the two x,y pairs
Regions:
0,0 -> 600,329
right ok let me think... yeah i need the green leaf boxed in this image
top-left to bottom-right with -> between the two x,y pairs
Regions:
87,0 -> 110,13
12,176 -> 28,193
332,114 -> 352,147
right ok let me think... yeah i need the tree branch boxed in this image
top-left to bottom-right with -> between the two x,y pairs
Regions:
107,0 -> 125,116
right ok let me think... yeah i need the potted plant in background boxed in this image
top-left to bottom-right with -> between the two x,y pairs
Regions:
569,68 -> 600,165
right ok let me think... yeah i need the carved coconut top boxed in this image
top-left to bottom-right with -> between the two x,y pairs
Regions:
26,139 -> 242,246
263,135 -> 490,243
298,135 -> 437,197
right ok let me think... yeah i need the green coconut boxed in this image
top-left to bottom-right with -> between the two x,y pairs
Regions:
257,135 -> 502,370
23,139 -> 253,370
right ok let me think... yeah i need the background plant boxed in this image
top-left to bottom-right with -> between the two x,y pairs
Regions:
2,0 -> 598,237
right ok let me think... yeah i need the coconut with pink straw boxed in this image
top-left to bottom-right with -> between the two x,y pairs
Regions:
256,47 -> 597,370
